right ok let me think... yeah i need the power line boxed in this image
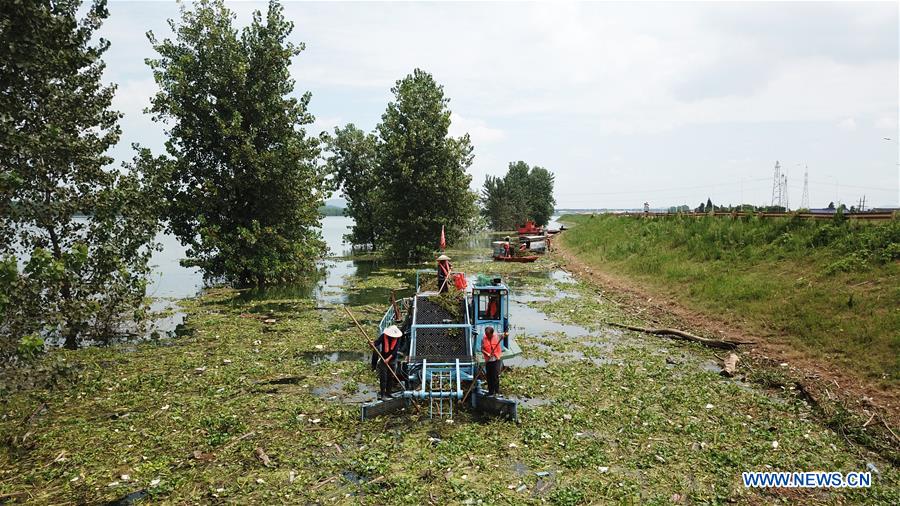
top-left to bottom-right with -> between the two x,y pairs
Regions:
556,177 -> 770,196
806,180 -> 898,192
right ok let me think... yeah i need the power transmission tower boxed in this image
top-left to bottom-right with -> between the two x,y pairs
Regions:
770,161 -> 782,208
800,166 -> 810,209
782,174 -> 789,211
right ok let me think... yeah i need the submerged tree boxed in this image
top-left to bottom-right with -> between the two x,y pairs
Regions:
374,69 -> 477,260
322,125 -> 381,251
480,161 -> 556,230
144,0 -> 327,286
481,175 -> 517,233
0,0 -> 159,351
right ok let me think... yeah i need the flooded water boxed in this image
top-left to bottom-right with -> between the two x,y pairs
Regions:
312,379 -> 379,404
85,215 -> 725,384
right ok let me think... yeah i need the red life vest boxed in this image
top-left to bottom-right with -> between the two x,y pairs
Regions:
482,333 -> 502,361
382,335 -> 399,364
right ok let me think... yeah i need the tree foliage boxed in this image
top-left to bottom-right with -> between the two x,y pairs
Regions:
373,69 -> 477,260
144,0 -> 327,286
480,161 -> 556,230
0,0 -> 159,352
322,125 -> 381,250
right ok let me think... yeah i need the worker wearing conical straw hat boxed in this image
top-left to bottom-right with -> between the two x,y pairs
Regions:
372,324 -> 403,399
436,254 -> 452,293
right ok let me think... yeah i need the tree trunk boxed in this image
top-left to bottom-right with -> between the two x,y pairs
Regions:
47,223 -> 78,349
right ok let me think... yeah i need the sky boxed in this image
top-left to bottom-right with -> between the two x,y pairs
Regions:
98,1 -> 899,209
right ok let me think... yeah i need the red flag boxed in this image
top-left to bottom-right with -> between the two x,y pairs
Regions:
439,225 -> 446,250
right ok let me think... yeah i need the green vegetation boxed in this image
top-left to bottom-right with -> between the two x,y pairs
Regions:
559,214 -> 900,383
375,70 -> 477,261
322,125 -> 381,249
2,253 -> 895,504
141,0 -> 328,286
326,70 -> 478,260
481,161 -> 557,230
0,0 -> 159,352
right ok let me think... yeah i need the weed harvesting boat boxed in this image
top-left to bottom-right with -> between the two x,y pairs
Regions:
491,240 -> 543,262
493,255 -> 539,263
360,271 -> 521,421
516,220 -> 544,236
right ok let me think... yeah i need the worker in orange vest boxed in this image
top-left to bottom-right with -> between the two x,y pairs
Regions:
481,326 -> 503,396
487,297 -> 499,319
437,254 -> 452,292
372,325 -> 403,399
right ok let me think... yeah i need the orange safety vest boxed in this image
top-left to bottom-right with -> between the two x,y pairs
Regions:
381,336 -> 398,364
482,333 -> 502,362
487,299 -> 499,319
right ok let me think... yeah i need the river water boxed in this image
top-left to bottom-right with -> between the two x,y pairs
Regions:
100,215 -> 725,386
125,215 -> 569,342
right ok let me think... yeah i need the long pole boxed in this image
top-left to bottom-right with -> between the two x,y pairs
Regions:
460,363 -> 483,405
390,290 -> 403,322
438,262 -> 453,293
343,306 -> 418,412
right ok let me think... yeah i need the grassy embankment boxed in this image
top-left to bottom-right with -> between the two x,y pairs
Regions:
558,214 -> 900,385
2,253 -> 898,504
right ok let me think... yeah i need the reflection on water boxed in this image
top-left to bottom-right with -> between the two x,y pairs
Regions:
147,216 -> 358,299
508,299 -> 594,339
106,216 -> 568,344
235,257 -> 419,306
148,215 -> 562,303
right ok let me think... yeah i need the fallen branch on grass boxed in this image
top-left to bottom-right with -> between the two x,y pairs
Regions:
607,322 -> 752,350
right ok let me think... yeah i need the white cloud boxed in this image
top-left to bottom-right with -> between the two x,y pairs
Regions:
449,113 -> 505,145
874,116 -> 897,130
308,116 -> 344,137
838,118 -> 857,131
94,1 -> 899,207
112,78 -> 155,115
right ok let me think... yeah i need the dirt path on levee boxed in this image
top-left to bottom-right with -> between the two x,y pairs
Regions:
552,238 -> 900,448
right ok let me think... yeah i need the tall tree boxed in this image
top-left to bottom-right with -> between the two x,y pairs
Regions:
0,0 -> 159,351
322,125 -> 381,250
144,0 -> 327,286
480,161 -> 556,230
375,69 -> 476,260
527,165 -> 556,226
481,175 -> 516,232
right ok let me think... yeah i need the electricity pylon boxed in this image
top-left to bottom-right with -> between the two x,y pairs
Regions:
800,167 -> 810,209
770,161 -> 782,207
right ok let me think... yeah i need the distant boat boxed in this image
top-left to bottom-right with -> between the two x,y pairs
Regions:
493,255 -> 539,263
516,220 -> 544,236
